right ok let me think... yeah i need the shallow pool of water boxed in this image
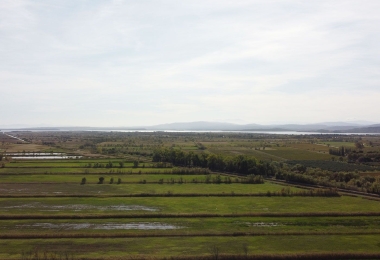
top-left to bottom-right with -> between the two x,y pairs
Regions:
15,222 -> 182,230
2,203 -> 159,212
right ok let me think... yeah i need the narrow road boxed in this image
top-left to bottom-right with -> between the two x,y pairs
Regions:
1,132 -> 26,143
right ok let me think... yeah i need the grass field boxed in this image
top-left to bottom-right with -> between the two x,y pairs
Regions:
0,235 -> 380,259
1,216 -> 380,236
0,182 -> 304,196
0,174 -> 212,183
0,196 -> 379,215
1,132 -> 380,259
321,142 -> 357,148
261,147 -> 334,160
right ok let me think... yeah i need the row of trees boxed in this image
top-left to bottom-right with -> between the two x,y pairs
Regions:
329,146 -> 351,156
84,161 -> 139,168
151,148 -> 380,195
274,164 -> 380,195
81,177 -> 122,184
152,148 -> 275,176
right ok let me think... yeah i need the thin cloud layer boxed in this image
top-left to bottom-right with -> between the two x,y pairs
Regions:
1,0 -> 379,126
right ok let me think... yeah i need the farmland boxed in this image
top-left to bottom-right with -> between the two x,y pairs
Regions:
0,131 -> 380,259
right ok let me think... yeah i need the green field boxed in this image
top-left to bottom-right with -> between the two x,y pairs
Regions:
261,147 -> 334,160
321,142 -> 357,148
1,132 -> 380,259
1,216 -> 380,236
0,182 -> 304,196
0,196 -> 379,215
0,235 -> 380,259
0,167 -> 174,174
0,174 -> 212,183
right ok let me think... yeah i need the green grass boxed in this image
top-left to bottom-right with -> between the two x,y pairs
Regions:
0,196 -> 379,215
289,143 -> 330,152
0,235 -> 379,259
321,142 -> 356,148
0,174 -> 211,183
0,182 -> 304,196
2,133 -> 380,259
207,147 -> 283,161
262,147 -> 334,160
1,216 -> 380,236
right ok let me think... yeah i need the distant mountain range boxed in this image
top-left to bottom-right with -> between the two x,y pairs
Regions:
1,121 -> 380,133
143,121 -> 380,133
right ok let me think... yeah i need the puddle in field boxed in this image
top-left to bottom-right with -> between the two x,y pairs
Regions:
6,152 -> 82,159
246,222 -> 282,227
0,188 -> 29,193
6,153 -> 66,156
235,221 -> 282,227
2,203 -> 159,212
11,156 -> 82,159
15,222 -> 181,230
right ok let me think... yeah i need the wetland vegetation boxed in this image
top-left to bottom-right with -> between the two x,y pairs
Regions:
0,131 -> 380,259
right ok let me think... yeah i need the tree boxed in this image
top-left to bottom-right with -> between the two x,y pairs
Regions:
117,178 -> 122,184
109,177 -> 114,184
209,245 -> 219,260
119,161 -> 124,168
80,177 -> 86,185
355,141 -> 364,149
133,160 -> 139,168
98,177 -> 104,184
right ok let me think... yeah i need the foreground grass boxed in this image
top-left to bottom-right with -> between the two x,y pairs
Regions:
1,235 -> 380,259
0,182 -> 303,196
1,216 -> 380,236
0,196 -> 379,215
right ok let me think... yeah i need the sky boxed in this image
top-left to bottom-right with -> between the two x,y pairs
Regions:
1,0 -> 380,127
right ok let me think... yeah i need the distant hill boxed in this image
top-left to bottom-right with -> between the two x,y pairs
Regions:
146,122 -> 368,132
340,125 -> 380,133
2,121 -> 380,133
146,121 -> 244,131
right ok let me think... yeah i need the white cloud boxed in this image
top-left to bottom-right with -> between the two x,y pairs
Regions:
1,0 -> 380,126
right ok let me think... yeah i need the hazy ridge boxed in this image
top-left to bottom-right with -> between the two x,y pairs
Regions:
1,121 -> 380,133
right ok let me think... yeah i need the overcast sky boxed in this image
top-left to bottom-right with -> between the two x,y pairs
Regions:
1,0 -> 380,127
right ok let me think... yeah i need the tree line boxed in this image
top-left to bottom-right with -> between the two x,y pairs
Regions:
152,148 -> 274,176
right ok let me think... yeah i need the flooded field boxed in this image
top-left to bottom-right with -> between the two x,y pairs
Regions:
1,202 -> 159,212
6,153 -> 82,159
15,222 -> 181,230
